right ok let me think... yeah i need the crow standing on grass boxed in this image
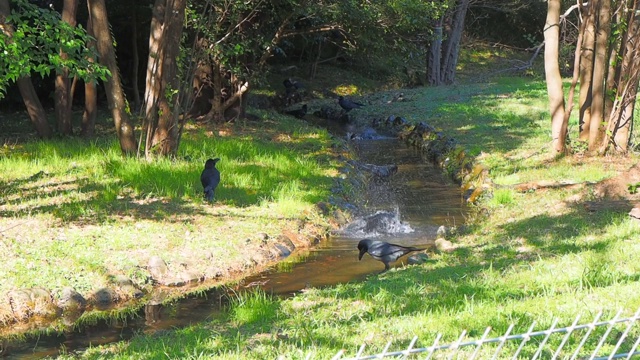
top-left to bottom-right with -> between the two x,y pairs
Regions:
338,96 -> 365,112
201,158 -> 221,202
357,239 -> 424,273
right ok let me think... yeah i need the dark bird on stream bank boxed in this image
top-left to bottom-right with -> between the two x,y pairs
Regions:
283,78 -> 303,94
357,239 -> 424,273
284,104 -> 307,119
338,96 -> 365,112
200,158 -> 221,202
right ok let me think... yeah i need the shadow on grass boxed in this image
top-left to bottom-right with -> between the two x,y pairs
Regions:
377,78 -> 549,157
0,117 -> 336,224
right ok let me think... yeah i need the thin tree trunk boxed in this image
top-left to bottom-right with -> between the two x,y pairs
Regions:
0,0 -> 52,138
81,15 -> 97,137
588,0 -> 610,152
440,0 -> 469,84
54,0 -> 78,136
16,77 -> 53,138
544,0 -> 567,154
143,0 -> 167,157
563,1 -> 586,135
131,6 -> 141,110
600,0 -> 640,154
578,1 -> 595,140
427,20 -> 443,86
87,0 -> 137,155
144,0 -> 187,156
603,2 -> 624,125
151,0 -> 186,155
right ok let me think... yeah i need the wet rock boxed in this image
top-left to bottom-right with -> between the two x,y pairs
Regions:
8,288 -> 57,321
386,115 -> 397,126
57,287 -> 87,314
330,208 -> 351,227
347,127 -> 390,141
437,225 -> 461,238
274,243 -> 292,258
177,270 -> 203,285
112,275 -> 144,299
148,256 -> 170,284
394,116 -> 408,126
276,235 -> 293,249
342,210 -> 413,236
408,253 -> 429,265
435,238 -> 456,253
92,287 -> 119,308
350,161 -> 398,179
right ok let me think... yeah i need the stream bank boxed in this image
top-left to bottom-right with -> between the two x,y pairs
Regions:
1,105 -> 477,358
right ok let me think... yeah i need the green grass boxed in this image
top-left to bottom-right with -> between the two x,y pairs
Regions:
0,112 -> 342,318
6,49 -> 640,358
48,51 -> 640,359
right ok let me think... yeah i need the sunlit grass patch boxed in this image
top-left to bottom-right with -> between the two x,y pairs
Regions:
228,289 -> 279,328
488,188 -> 516,207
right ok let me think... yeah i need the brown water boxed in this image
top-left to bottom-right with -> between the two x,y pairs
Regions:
3,138 -> 467,359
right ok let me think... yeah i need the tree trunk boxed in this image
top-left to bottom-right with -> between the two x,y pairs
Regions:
427,21 -> 443,86
81,15 -> 97,138
87,0 -> 137,155
54,0 -> 78,136
16,78 -> 53,138
142,0 -> 164,158
578,1 -> 595,141
600,0 -> 640,154
0,0 -> 52,138
151,0 -> 186,156
544,0 -> 567,154
131,6 -> 141,110
587,0 -> 611,152
602,2 -> 625,125
143,0 -> 187,157
440,0 -> 469,84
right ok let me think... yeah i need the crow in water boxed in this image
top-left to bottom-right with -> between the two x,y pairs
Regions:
284,104 -> 307,119
357,239 -> 424,273
338,96 -> 365,112
200,158 -> 221,202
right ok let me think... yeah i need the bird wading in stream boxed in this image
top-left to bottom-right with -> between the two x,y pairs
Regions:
200,158 -> 221,202
357,239 -> 424,273
338,96 -> 365,112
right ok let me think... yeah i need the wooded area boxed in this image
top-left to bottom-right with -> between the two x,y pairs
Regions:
1,0 -> 639,158
545,0 -> 640,155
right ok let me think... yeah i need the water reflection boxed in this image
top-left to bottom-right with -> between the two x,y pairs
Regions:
241,138 -> 466,295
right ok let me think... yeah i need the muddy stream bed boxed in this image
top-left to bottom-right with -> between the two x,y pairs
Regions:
4,133 -> 468,359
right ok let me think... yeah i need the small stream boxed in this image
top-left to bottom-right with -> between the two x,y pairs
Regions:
3,133 -> 467,359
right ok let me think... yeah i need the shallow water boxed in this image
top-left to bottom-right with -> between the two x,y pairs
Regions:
3,138 -> 467,359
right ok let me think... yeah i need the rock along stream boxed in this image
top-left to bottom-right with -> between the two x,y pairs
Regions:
4,128 -> 468,359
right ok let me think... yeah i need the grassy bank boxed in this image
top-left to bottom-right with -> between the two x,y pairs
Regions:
55,74 -> 640,359
0,111 -> 347,331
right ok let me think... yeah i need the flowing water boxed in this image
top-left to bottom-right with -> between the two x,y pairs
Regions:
3,136 -> 467,359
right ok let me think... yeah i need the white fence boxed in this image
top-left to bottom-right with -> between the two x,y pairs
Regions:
326,308 -> 640,359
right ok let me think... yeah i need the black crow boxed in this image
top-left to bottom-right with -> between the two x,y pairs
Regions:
338,96 -> 365,112
283,78 -> 302,94
285,104 -> 307,119
200,158 -> 221,202
357,239 -> 424,273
